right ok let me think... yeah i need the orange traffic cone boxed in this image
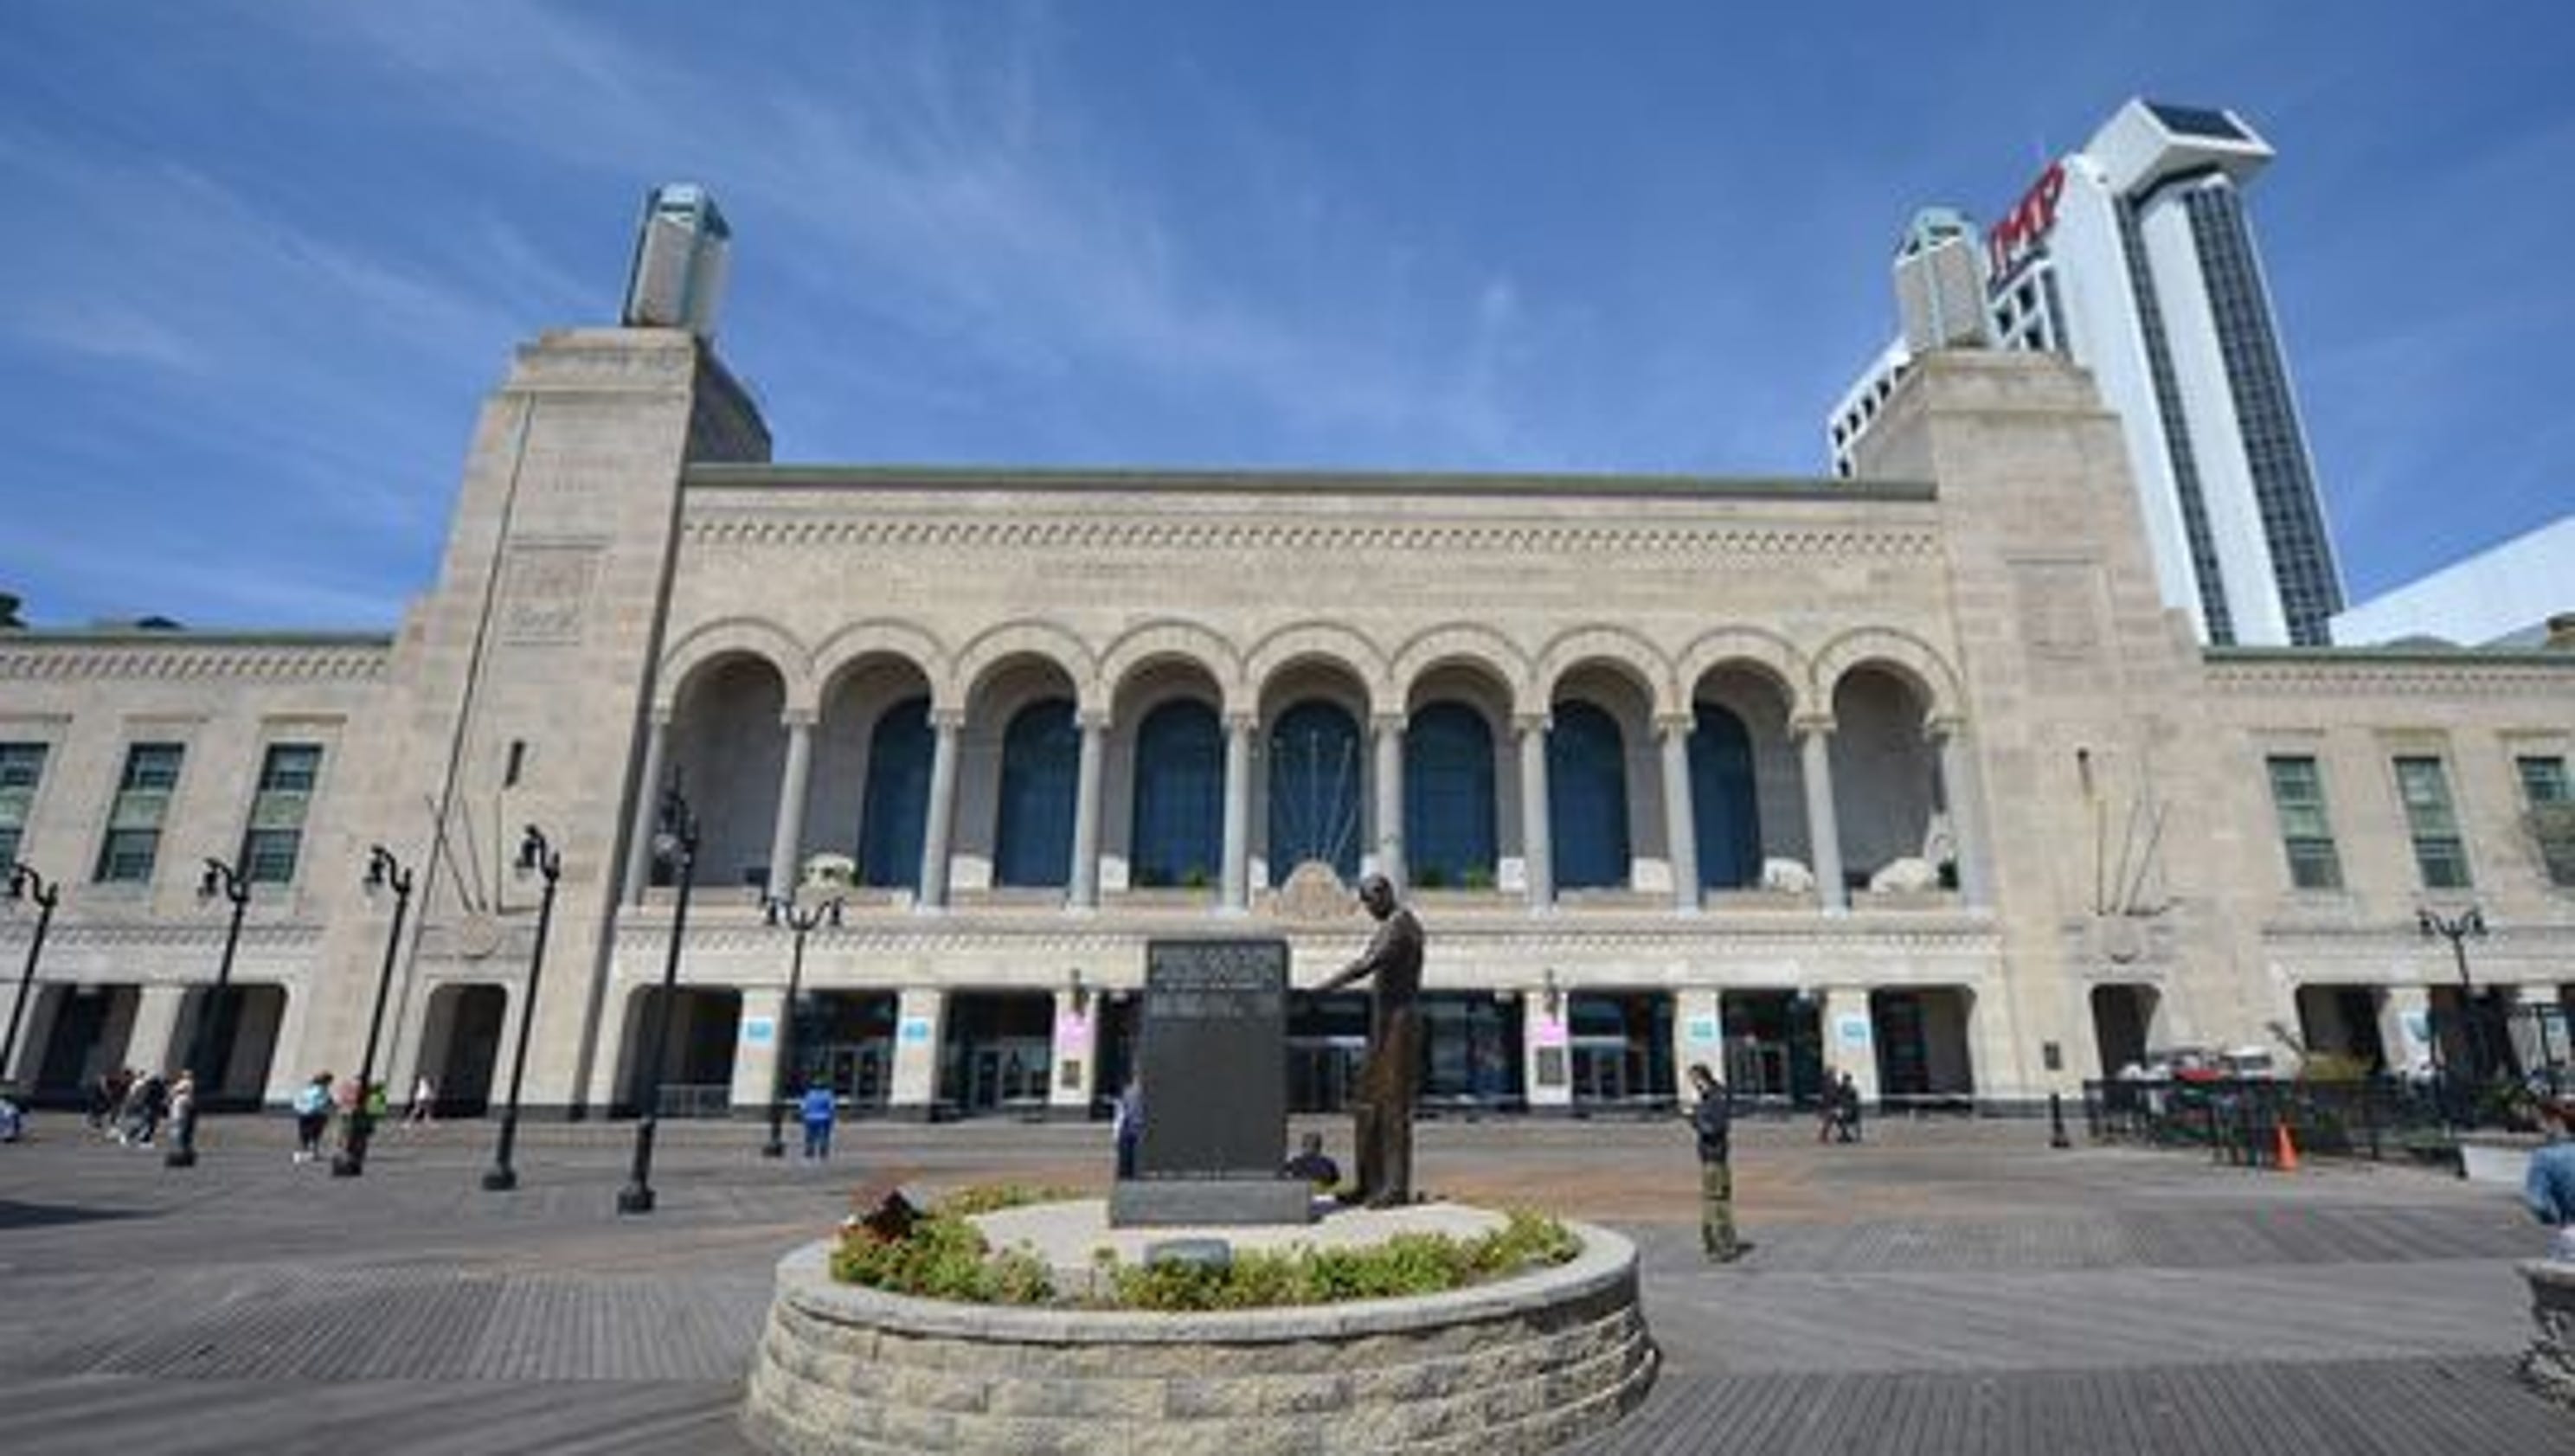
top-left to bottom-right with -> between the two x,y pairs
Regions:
2273,1120 -> 2300,1172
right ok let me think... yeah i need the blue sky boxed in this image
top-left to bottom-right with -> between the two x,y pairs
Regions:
2,1 -> 2567,630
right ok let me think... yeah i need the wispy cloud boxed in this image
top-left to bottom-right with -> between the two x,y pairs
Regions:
275,2 -> 1548,466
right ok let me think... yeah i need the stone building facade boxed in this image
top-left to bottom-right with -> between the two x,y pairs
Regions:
4,327 -> 2569,1120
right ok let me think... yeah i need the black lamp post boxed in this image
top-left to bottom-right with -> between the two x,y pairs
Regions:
332,844 -> 414,1177
761,888 -> 843,1158
3,860 -> 61,1092
169,856 -> 251,1169
2418,905 -> 2491,1087
619,777 -> 697,1215
483,825 -> 562,1192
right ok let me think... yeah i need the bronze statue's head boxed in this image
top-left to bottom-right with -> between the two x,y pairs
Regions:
1357,872 -> 1396,918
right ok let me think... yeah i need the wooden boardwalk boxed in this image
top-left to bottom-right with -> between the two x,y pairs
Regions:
1,1117 -> 2566,1453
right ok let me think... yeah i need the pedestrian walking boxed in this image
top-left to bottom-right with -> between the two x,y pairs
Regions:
1687,1063 -> 1745,1263
406,1074 -> 438,1128
799,1082 -> 836,1160
1113,1077 -> 1144,1180
292,1072 -> 332,1163
1833,1070 -> 1864,1144
166,1069 -> 198,1161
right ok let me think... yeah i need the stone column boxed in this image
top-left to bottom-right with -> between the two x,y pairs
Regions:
1371,714 -> 1406,892
732,985 -> 789,1116
1516,715 -> 1553,910
10,983 -> 63,1091
1822,986 -> 1880,1107
1796,716 -> 1847,913
1068,711 -> 1108,910
1522,985 -> 1572,1112
1220,712 -> 1254,911
767,711 -> 815,902
625,713 -> 671,907
1659,715 -> 1700,914
888,987 -> 946,1116
1674,987 -> 1725,1082
1932,719 -> 1990,908
916,709 -> 963,909
1049,985 -> 1097,1117
125,983 -> 189,1076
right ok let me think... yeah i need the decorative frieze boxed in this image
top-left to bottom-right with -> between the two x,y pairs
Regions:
680,511 -> 1942,560
0,639 -> 391,683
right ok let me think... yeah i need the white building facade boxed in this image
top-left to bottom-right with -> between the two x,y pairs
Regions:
4,279 -> 2571,1129
1833,99 -> 2347,649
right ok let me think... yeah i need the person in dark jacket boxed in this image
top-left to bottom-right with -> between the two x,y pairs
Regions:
1688,1063 -> 1744,1262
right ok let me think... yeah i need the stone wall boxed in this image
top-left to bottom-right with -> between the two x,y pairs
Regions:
742,1225 -> 1654,1454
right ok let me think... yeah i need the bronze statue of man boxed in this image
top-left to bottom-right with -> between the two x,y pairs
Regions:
1317,873 -> 1424,1208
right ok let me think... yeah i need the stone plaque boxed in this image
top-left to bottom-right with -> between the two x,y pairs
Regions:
498,542 -> 602,645
1109,938 -> 1311,1227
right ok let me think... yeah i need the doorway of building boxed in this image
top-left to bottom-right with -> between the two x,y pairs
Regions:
1721,991 -> 1824,1107
30,984 -> 138,1106
1288,991 -> 1369,1113
171,984 -> 286,1109
2090,984 -> 2162,1078
616,987 -> 742,1117
418,984 -> 506,1116
1421,991 -> 1525,1114
2293,984 -> 2388,1072
1566,991 -> 1674,1112
937,992 -> 1053,1116
791,991 -> 896,1113
1871,987 -> 1976,1108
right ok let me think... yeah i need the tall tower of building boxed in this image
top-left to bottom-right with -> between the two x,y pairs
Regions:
622,183 -> 732,340
1833,99 -> 2347,646
1895,207 -> 1993,354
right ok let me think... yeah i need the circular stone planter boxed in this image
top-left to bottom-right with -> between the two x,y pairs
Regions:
741,1215 -> 1655,1455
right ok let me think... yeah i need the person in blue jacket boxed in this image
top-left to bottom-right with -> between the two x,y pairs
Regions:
799,1082 -> 837,1160
2527,1097 -> 2575,1260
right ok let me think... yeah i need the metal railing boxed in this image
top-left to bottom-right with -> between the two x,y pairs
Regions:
2084,1075 -> 2475,1167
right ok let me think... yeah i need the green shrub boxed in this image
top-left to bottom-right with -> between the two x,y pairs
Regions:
831,1196 -> 1579,1312
939,1183 -> 1082,1217
1101,1209 -> 1578,1312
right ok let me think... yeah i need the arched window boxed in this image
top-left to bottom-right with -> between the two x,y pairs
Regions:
1268,700 -> 1361,885
995,698 -> 1079,887
1130,699 -> 1223,888
1405,702 -> 1495,888
1691,703 -> 1763,888
1549,701 -> 1630,889
858,697 -> 931,888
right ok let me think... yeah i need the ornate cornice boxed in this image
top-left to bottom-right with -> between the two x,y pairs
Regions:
609,912 -> 2000,959
2205,655 -> 2575,698
678,512 -> 1942,561
0,921 -> 324,951
0,637 -> 392,683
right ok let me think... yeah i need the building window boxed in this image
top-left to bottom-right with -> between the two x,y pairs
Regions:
2519,754 -> 2575,888
857,697 -> 931,889
1549,701 -> 1631,890
993,698 -> 1078,888
2263,755 -> 2342,890
1691,704 -> 1764,889
1268,700 -> 1361,886
241,743 -> 323,884
1406,702 -> 1496,889
0,742 -> 48,869
2392,755 -> 2470,890
1130,700 -> 1223,889
96,742 -> 184,883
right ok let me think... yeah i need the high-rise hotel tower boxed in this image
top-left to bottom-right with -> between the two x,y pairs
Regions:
1831,99 -> 2346,645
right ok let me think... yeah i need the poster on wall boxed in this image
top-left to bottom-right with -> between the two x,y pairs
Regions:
740,1016 -> 775,1047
